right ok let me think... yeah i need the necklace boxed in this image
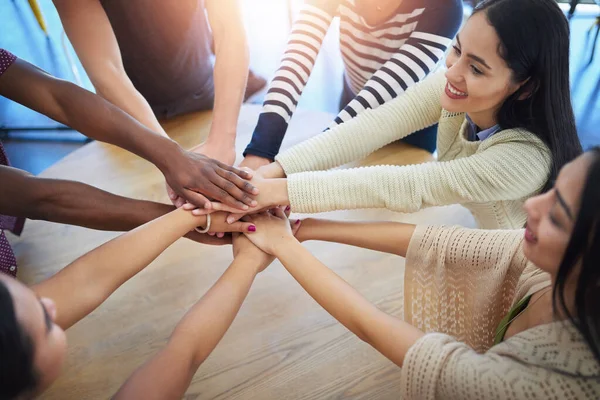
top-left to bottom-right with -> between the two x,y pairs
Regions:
496,286 -> 553,339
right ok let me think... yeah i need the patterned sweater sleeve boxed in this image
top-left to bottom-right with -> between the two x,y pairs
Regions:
284,130 -> 551,214
399,330 -> 598,400
403,226 -> 530,352
243,4 -> 335,160
333,0 -> 462,127
274,69 -> 445,175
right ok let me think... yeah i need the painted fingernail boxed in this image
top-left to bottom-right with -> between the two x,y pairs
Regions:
248,225 -> 256,232
285,205 -> 291,211
295,219 -> 300,225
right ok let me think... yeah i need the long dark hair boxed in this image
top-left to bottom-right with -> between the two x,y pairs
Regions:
473,0 -> 582,193
0,280 -> 38,399
554,147 -> 600,364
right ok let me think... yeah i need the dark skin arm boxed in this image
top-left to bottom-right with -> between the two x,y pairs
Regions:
0,165 -> 231,245
0,59 -> 257,210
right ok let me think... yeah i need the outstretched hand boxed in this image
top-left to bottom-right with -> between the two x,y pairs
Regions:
242,207 -> 298,255
162,145 -> 258,210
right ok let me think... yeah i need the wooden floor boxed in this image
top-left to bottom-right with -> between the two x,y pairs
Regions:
9,105 -> 475,399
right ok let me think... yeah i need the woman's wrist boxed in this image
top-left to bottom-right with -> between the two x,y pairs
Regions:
259,161 -> 286,179
295,218 -> 317,242
174,208 -> 208,231
272,179 -> 290,205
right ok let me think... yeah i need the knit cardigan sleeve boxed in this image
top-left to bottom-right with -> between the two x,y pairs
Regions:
399,329 -> 598,400
274,69 -> 445,175
282,130 -> 550,214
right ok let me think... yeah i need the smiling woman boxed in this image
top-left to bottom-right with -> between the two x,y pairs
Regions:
247,0 -> 583,231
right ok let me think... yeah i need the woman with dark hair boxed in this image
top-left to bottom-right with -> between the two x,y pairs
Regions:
242,147 -> 600,398
236,0 -> 583,231
0,208 -> 279,399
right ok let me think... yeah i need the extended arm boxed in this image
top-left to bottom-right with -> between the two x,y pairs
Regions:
0,57 -> 257,209
32,209 -> 217,329
52,0 -> 168,137
296,218 -> 416,257
113,235 -> 272,400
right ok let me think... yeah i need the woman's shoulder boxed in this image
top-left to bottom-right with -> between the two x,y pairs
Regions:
482,127 -> 550,155
493,321 -> 599,376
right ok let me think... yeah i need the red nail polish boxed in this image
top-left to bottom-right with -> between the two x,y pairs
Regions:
295,219 -> 301,225
248,225 -> 256,232
285,205 -> 291,211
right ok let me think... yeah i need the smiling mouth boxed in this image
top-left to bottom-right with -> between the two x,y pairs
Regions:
445,82 -> 468,99
524,224 -> 538,244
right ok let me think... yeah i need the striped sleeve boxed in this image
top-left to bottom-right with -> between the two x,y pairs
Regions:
332,0 -> 462,127
244,4 -> 334,160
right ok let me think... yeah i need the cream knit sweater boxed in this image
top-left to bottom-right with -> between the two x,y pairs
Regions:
400,225 -> 599,399
275,70 -> 551,229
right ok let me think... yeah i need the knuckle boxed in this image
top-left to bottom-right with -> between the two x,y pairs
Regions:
226,170 -> 236,181
223,181 -> 235,192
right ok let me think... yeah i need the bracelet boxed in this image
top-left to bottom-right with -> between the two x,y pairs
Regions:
194,213 -> 212,234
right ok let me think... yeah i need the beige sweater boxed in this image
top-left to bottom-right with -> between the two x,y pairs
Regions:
275,70 -> 551,229
400,226 -> 599,399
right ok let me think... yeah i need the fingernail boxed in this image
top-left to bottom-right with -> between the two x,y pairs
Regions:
295,219 -> 300,225
248,225 -> 256,232
251,200 -> 258,207
285,205 -> 291,211
227,217 -> 235,224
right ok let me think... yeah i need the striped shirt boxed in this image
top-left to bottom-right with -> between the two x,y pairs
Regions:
245,0 -> 463,160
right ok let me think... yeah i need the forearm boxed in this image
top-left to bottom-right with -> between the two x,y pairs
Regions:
298,218 -> 416,257
33,208 -> 207,329
113,258 -> 258,400
208,34 -> 248,145
0,60 -> 176,168
273,71 -> 446,176
276,240 -> 423,366
52,77 -> 178,168
0,166 -> 173,230
206,0 -> 248,145
93,71 -> 169,138
53,0 -> 169,138
35,177 -> 174,231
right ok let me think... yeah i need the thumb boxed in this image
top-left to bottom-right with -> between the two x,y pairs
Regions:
273,206 -> 287,220
227,221 -> 257,233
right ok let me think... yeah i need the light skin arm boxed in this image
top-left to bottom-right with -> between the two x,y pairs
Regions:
31,209 -> 254,330
52,0 -> 168,137
113,235 -> 272,400
243,211 -> 424,367
295,218 -> 416,257
202,0 -> 249,164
